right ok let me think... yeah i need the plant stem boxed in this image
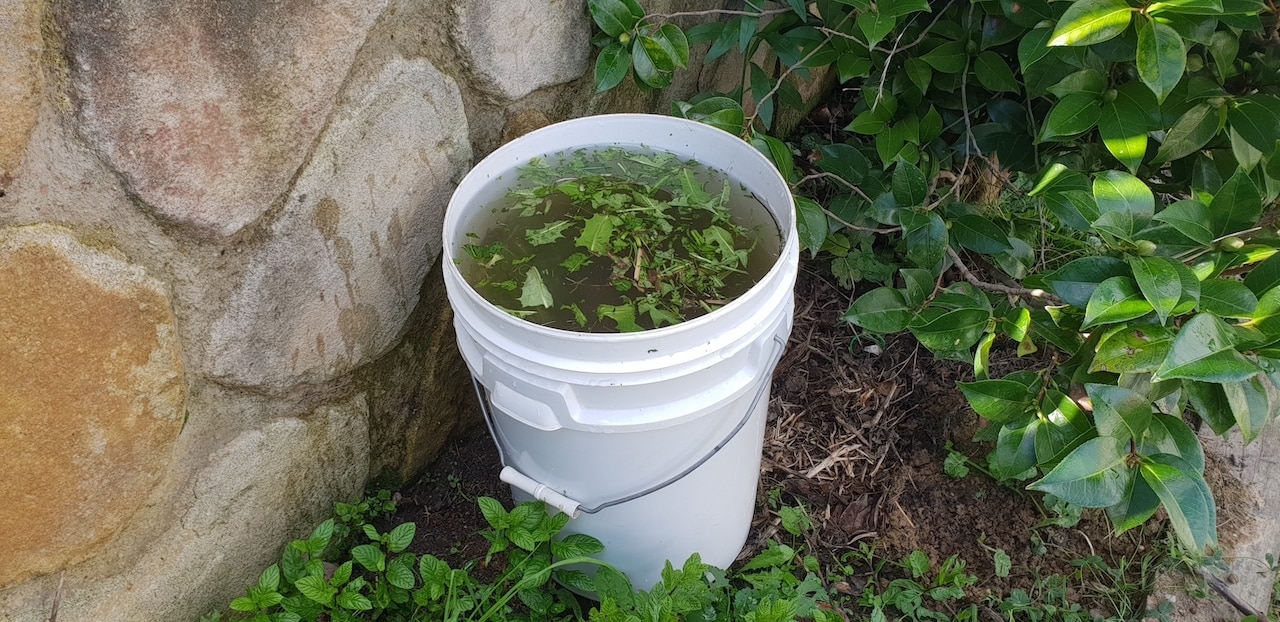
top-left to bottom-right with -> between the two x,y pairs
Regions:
947,248 -> 1062,303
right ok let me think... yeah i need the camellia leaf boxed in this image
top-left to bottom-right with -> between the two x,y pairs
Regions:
1141,454 -> 1217,550
1128,255 -> 1182,322
588,0 -> 643,38
843,286 -> 912,333
1091,324 -> 1175,373
921,41 -> 969,73
1042,256 -> 1130,307
1244,253 -> 1280,296
901,211 -> 948,271
1154,102 -> 1224,163
1247,285 -> 1280,337
1099,90 -> 1149,172
1048,69 -> 1108,99
631,37 -> 671,88
1136,20 -> 1186,104
951,214 -> 1014,253
1018,27 -> 1055,68
1223,374 -> 1271,443
817,143 -> 870,186
1049,0 -> 1134,46
958,379 -> 1034,423
994,418 -> 1041,479
857,10 -> 897,48
1152,199 -> 1213,245
1198,278 -> 1258,318
518,267 -> 554,309
653,24 -> 690,68
1039,93 -> 1102,142
794,196 -> 829,258
1093,171 -> 1155,226
1106,471 -> 1161,533
908,307 -> 991,353
1227,95 -> 1280,154
1141,414 -> 1205,473
1082,276 -> 1154,328
892,159 -> 929,206
1029,436 -> 1131,507
679,97 -> 745,135
1152,313 -> 1261,382
1208,170 -> 1262,239
1087,382 -> 1152,442
594,42 -> 630,92
1043,190 -> 1101,230
1035,389 -> 1096,468
975,50 -> 1020,92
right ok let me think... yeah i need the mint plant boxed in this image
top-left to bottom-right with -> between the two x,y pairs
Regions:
587,0 -> 1280,553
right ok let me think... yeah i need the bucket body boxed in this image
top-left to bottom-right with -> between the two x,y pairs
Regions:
442,114 -> 798,590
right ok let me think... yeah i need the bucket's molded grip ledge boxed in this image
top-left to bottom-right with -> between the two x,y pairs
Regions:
483,354 -> 576,431
500,466 -> 583,518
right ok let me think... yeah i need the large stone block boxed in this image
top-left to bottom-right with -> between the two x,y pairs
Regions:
206,57 -> 471,390
0,225 -> 185,588
452,0 -> 591,100
58,0 -> 388,237
0,0 -> 43,187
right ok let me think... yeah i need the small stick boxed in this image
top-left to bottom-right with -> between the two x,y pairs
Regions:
1197,567 -> 1270,621
49,572 -> 65,622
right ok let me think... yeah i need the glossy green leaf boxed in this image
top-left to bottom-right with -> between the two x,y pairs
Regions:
857,10 -> 896,48
1083,276 -> 1154,328
1099,92 -> 1149,172
1208,170 -> 1262,239
901,211 -> 948,271
755,133 -> 795,182
1039,94 -> 1102,142
994,237 -> 1036,280
817,143 -> 870,185
1106,472 -> 1161,533
678,97 -> 745,135
994,419 -> 1040,478
975,332 -> 996,379
1088,382 -> 1153,442
1244,253 -> 1280,296
1224,374 -> 1272,443
1228,96 -> 1280,154
906,57 -> 933,94
1142,414 -> 1205,473
1153,313 -> 1261,382
1094,171 -> 1155,225
631,38 -> 671,88
1141,455 -> 1217,550
1042,256 -> 1130,307
892,160 -> 929,206
1147,0 -> 1223,13
594,42 -> 630,92
1154,103 -> 1224,163
959,379 -> 1034,423
1185,380 -> 1236,434
1029,437 -> 1130,507
922,41 -> 969,73
909,307 -> 991,352
1029,162 -> 1090,196
846,107 -> 891,135
1035,390 -> 1096,468
653,24 -> 690,68
588,0 -> 643,37
1248,285 -> 1280,336
1198,278 -> 1258,318
975,51 -> 1020,92
1049,0 -> 1134,46
1136,20 -> 1186,104
1091,325 -> 1175,373
795,197 -> 829,258
1044,190 -> 1101,230
844,286 -> 912,333
1018,26 -> 1056,70
1129,255 -> 1182,322
951,215 -> 1013,253
1153,199 -> 1213,244
1048,69 -> 1108,99
881,0 -> 932,16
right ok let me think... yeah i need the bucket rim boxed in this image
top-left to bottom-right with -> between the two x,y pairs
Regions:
442,113 -> 798,343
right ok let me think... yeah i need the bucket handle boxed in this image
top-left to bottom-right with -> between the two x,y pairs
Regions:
474,334 -> 788,518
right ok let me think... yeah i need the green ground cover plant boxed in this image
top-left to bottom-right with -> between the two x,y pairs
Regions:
587,0 -> 1280,555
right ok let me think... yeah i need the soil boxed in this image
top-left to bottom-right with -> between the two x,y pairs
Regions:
386,268 -> 1178,618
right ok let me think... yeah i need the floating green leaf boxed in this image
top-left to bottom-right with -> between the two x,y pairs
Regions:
1152,313 -> 1261,382
575,213 -> 618,254
518,267 -> 554,309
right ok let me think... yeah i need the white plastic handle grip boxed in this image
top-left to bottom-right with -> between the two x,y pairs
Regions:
500,466 -> 583,518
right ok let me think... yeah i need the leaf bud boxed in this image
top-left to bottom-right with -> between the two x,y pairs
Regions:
1186,54 -> 1204,72
1102,89 -> 1118,103
619,32 -> 632,45
1134,240 -> 1157,256
1219,236 -> 1245,251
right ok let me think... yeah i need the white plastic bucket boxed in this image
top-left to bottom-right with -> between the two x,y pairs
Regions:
441,114 -> 798,591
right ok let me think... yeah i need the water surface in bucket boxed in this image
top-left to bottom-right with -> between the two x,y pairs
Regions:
459,147 -> 781,332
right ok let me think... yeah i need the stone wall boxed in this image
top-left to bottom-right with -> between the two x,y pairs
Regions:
0,0 -> 731,619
